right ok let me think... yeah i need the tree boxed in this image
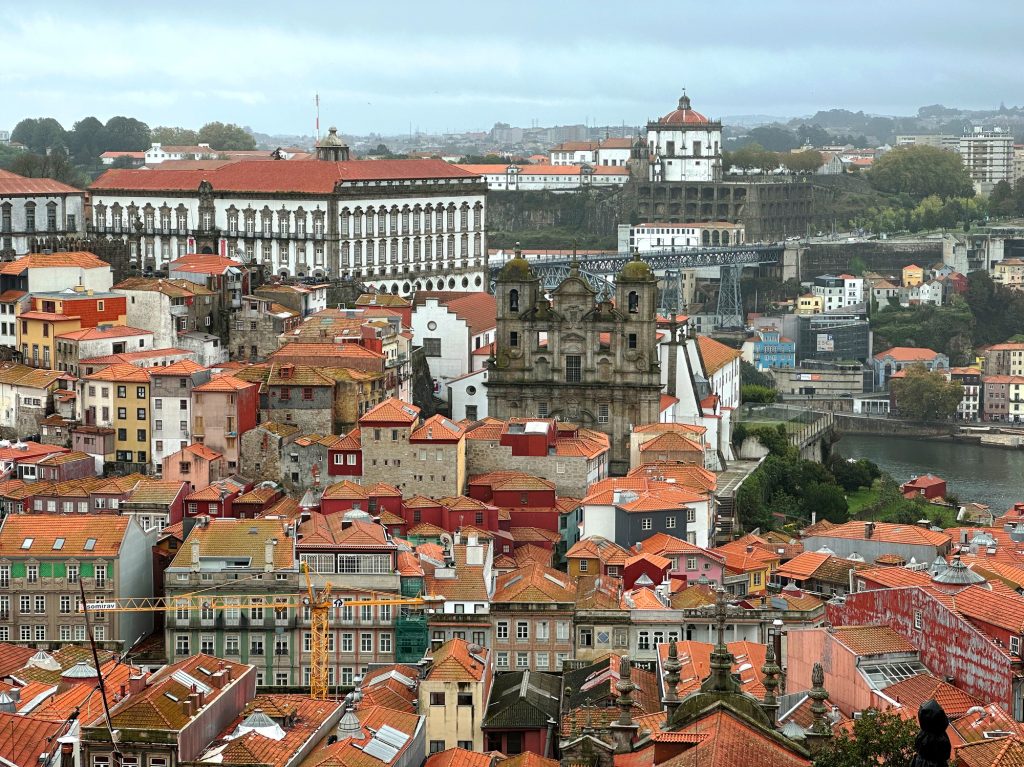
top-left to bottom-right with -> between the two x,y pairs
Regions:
7,149 -> 86,187
868,145 -> 974,200
198,122 -> 255,150
11,118 -> 68,154
151,126 -> 199,146
728,143 -> 779,174
890,365 -> 964,421
104,116 -> 151,151
989,180 -> 1016,217
782,150 -> 823,174
741,384 -> 779,403
800,481 -> 849,524
745,125 -> 800,152
796,123 -> 831,147
68,116 -> 106,164
813,709 -> 918,767
741,360 -> 775,388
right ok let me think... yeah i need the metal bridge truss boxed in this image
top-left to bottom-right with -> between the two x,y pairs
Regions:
489,244 -> 784,328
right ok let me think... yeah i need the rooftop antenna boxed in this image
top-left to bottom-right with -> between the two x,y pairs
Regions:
315,93 -> 321,141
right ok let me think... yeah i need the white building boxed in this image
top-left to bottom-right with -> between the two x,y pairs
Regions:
0,170 -> 87,254
55,325 -> 154,376
811,274 -> 863,313
594,137 -> 633,167
905,280 -> 944,307
621,222 -> 745,251
142,143 -> 218,165
960,128 -> 1014,195
0,251 -> 112,293
549,141 -> 597,165
646,92 -> 723,183
447,367 -> 488,422
89,155 -> 488,296
456,163 -> 629,192
411,292 -> 495,399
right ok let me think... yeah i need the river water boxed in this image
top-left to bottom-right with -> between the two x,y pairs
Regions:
836,434 -> 1024,515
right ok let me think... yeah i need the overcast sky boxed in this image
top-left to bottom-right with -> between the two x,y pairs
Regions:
3,0 -> 1022,137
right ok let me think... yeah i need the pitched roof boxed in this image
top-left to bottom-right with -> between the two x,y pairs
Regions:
697,335 -> 742,375
298,515 -> 393,551
956,735 -> 1024,767
56,325 -> 151,341
424,749 -> 494,767
873,346 -> 942,361
0,711 -> 68,767
0,168 -> 82,195
169,518 -> 294,570
482,669 -> 561,729
410,414 -> 465,441
193,372 -> 258,392
0,514 -> 130,557
360,398 -> 420,424
0,251 -> 107,274
99,654 -> 249,733
114,276 -> 213,297
806,520 -> 951,547
93,158 -> 479,194
422,543 -> 491,602
83,362 -> 151,383
566,536 -> 630,566
493,562 -> 576,603
635,532 -> 724,562
638,432 -> 703,454
125,479 -> 189,506
425,638 -> 490,681
883,673 -> 984,718
830,625 -> 918,655
440,292 -> 497,335
147,359 -> 207,376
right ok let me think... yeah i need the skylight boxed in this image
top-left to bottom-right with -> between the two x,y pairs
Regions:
52,538 -> 65,550
84,538 -> 96,551
20,538 -> 33,550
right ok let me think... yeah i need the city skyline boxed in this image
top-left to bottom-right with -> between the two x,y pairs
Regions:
3,0 -> 1024,137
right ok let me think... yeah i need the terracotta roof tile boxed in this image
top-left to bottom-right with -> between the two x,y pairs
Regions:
425,638 -> 490,681
410,414 -> 465,441
638,432 -> 704,454
654,708 -> 810,767
0,251 -> 106,274
425,749 -> 493,767
169,518 -> 294,569
84,362 -> 151,383
956,735 -> 1024,767
884,673 -> 984,718
566,536 -> 630,566
0,712 -> 67,767
696,335 -> 742,375
493,562 -> 576,603
873,346 -> 942,361
193,372 -> 259,393
359,397 -> 421,424
0,514 -> 129,557
831,625 -> 918,655
807,520 -> 951,547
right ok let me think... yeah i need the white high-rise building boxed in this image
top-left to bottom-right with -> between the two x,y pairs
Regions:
960,127 -> 1014,195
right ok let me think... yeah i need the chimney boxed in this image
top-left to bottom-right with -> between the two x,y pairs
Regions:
745,545 -> 754,554
961,530 -> 969,544
265,539 -> 277,572
181,697 -> 195,718
119,683 -> 127,698
195,689 -> 206,708
864,522 -> 875,539
191,538 -> 201,571
209,670 -> 226,689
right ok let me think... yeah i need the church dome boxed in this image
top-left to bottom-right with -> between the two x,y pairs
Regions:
659,93 -> 710,126
317,126 -> 348,148
498,256 -> 533,281
617,257 -> 654,282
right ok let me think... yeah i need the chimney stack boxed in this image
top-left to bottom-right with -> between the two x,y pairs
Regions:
265,539 -> 277,572
129,675 -> 147,694
864,522 -> 875,539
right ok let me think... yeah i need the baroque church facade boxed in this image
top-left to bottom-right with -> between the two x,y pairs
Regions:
486,252 -> 664,474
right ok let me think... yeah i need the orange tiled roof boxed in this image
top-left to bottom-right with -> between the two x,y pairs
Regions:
213,694 -> 343,767
638,431 -> 704,453
410,414 -> 465,441
192,373 -> 255,392
955,735 -> 1024,767
84,362 -> 151,383
807,520 -> 951,547
425,638 -> 490,681
874,346 -> 942,361
0,712 -> 67,767
425,749 -> 493,767
831,625 -> 918,655
884,673 -> 983,718
501,754 -> 559,767
775,551 -> 831,580
697,335 -> 741,375
566,536 -> 630,566
0,514 -> 129,557
493,562 -> 576,603
0,251 -> 106,273
169,519 -> 294,569
359,397 -> 420,424
509,527 -> 562,544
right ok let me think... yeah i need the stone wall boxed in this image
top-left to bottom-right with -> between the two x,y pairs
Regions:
465,440 -> 593,498
833,413 -> 956,438
798,240 -> 944,280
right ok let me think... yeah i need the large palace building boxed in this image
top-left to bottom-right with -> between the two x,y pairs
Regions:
88,129 -> 489,294
486,252 -> 663,473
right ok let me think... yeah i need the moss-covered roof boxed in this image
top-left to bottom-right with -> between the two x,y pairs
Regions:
498,257 -> 534,281
617,257 -> 654,282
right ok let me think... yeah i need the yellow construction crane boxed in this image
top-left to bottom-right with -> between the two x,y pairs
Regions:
81,566 -> 439,700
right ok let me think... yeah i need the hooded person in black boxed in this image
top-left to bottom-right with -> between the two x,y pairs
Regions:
910,699 -> 951,767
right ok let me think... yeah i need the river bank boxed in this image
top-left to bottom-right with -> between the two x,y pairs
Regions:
835,433 -> 1024,514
